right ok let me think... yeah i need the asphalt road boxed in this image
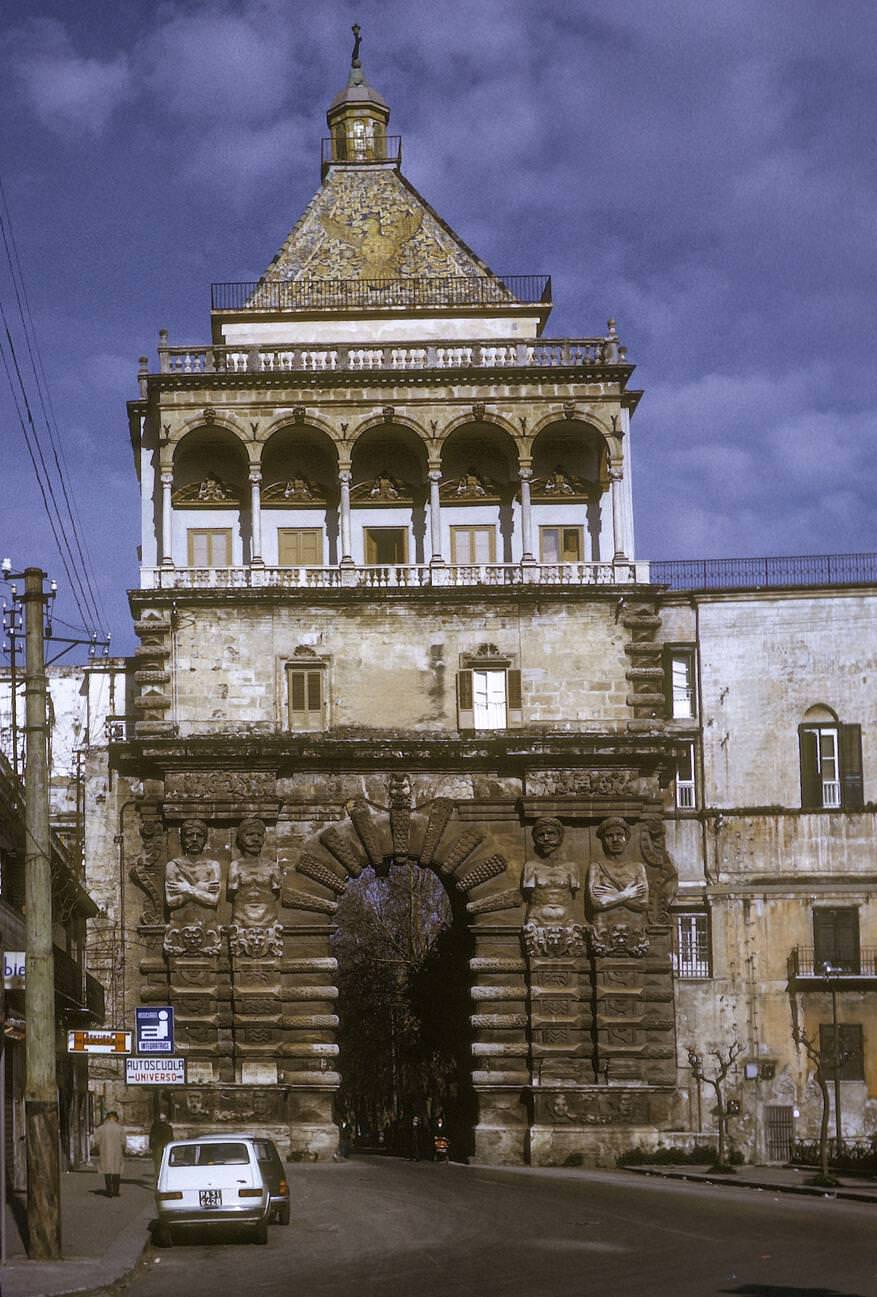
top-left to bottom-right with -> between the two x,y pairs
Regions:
124,1156 -> 877,1297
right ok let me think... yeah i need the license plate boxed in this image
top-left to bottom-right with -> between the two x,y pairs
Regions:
199,1189 -> 222,1207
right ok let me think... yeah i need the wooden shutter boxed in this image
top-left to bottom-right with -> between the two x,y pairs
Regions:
456,670 -> 474,730
799,726 -> 821,808
289,668 -> 323,731
840,723 -> 864,810
561,528 -> 582,562
507,668 -> 523,727
662,645 -> 673,717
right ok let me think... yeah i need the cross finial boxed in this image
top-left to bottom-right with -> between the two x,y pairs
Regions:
351,23 -> 362,67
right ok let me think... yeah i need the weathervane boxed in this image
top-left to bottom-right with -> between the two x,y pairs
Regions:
352,23 -> 362,68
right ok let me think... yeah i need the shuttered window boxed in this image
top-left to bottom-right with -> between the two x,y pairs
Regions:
819,1024 -> 864,1081
799,723 -> 862,809
278,528 -> 323,566
187,528 -> 231,567
539,526 -> 583,563
675,741 -> 696,809
451,526 -> 496,565
457,667 -> 522,730
364,528 -> 407,564
287,667 -> 324,732
813,908 -> 860,974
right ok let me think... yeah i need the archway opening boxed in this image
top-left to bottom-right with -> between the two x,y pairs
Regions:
332,863 -> 475,1161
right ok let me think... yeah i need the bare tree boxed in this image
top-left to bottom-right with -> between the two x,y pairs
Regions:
792,1025 -> 845,1187
687,1041 -> 743,1171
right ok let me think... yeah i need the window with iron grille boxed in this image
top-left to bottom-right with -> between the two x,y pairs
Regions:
675,741 -> 697,810
673,912 -> 711,977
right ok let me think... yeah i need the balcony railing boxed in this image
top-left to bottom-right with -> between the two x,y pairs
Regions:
321,135 -> 402,170
788,946 -> 877,980
140,560 -> 649,592
652,552 -> 877,591
210,274 -> 552,313
157,334 -> 625,378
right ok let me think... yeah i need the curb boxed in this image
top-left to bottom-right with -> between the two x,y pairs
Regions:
623,1165 -> 877,1204
0,1203 -> 153,1297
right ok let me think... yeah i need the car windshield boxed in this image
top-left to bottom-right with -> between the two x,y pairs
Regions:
169,1142 -> 250,1167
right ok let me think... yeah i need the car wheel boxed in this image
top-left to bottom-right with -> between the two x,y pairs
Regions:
155,1223 -> 174,1249
277,1203 -> 290,1226
253,1220 -> 268,1245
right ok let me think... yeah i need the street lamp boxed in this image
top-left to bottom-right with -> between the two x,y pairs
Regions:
822,961 -> 843,1157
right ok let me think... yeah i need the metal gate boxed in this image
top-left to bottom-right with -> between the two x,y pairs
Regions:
765,1105 -> 795,1162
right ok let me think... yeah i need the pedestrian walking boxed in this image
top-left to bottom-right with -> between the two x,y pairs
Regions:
93,1110 -> 125,1197
408,1114 -> 422,1162
149,1112 -> 174,1179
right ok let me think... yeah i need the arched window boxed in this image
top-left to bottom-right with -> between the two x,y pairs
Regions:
798,706 -> 863,810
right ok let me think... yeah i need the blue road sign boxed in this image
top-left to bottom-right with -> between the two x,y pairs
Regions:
135,1006 -> 174,1054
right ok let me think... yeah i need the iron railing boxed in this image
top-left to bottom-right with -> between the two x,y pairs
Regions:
652,552 -> 877,591
210,274 -> 552,313
320,135 -> 402,169
788,946 -> 877,979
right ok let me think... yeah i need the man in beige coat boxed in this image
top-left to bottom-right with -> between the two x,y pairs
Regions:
93,1111 -> 125,1197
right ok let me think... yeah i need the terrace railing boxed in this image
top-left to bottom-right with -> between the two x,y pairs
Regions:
788,946 -> 877,980
210,274 -> 551,313
652,553 -> 877,591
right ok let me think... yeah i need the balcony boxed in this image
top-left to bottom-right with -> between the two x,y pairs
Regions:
210,274 -> 552,314
155,333 -> 629,382
140,560 -> 650,592
788,946 -> 877,988
321,134 -> 403,173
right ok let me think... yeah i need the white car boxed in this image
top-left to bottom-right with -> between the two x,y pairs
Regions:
155,1133 -> 270,1245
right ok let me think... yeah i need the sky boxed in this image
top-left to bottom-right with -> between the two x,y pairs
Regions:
0,0 -> 875,655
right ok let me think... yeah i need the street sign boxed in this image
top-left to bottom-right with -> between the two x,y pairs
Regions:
2,953 -> 25,990
126,1057 -> 186,1086
67,1029 -> 131,1055
135,1006 -> 174,1053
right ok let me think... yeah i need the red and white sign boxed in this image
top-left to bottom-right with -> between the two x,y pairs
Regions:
67,1029 -> 132,1055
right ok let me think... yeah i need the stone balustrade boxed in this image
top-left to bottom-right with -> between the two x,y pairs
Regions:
156,336 -> 627,377
140,560 -> 649,591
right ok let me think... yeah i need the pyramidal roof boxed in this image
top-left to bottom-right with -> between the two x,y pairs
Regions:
261,167 -> 503,287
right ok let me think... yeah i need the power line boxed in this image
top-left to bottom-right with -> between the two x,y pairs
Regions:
0,179 -> 107,634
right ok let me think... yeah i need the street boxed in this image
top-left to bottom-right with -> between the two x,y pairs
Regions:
119,1156 -> 877,1297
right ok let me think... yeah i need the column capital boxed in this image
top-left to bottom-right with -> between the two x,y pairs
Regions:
518,466 -> 533,482
248,467 -> 262,484
338,469 -> 352,485
428,468 -> 443,484
160,470 -> 174,487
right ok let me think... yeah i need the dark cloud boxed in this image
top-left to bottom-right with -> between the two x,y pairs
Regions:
1,0 -> 875,648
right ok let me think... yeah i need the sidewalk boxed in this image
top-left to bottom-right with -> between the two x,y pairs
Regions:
624,1161 -> 877,1203
1,1159 -> 154,1297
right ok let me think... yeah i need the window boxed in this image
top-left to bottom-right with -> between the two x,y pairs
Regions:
539,526 -> 583,563
673,913 -> 711,978
187,528 -> 231,567
664,646 -> 696,719
813,908 -> 860,974
819,1024 -> 864,1081
675,742 -> 696,809
457,659 -> 522,731
451,526 -> 496,565
278,528 -> 323,566
364,527 -> 407,564
799,722 -> 863,810
286,663 -> 325,732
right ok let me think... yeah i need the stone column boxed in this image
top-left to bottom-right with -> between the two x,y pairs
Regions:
428,469 -> 444,564
338,469 -> 353,566
609,466 -> 627,561
249,468 -> 263,566
519,467 -> 536,564
160,471 -> 174,566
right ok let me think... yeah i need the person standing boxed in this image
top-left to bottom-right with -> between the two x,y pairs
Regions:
149,1112 -> 174,1180
94,1111 -> 125,1197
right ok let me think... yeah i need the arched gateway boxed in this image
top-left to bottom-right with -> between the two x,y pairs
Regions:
130,763 -> 678,1166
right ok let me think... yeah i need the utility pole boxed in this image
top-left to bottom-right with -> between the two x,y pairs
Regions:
21,565 -> 61,1259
